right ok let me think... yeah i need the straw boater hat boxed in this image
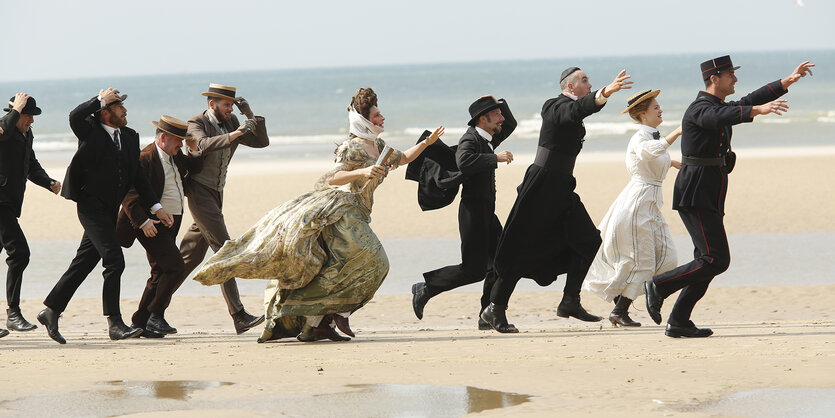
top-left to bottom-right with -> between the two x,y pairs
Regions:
151,115 -> 188,139
201,83 -> 239,102
622,89 -> 661,114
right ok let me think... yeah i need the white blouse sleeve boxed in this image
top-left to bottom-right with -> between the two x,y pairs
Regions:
634,132 -> 671,161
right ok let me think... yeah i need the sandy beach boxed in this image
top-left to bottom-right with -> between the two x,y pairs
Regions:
2,148 -> 835,416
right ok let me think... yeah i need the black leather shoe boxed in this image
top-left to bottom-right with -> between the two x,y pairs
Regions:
146,313 -> 177,335
37,307 -> 66,344
480,303 -> 519,333
0,328 -> 8,338
411,283 -> 430,320
477,316 -> 491,330
665,323 -> 713,338
232,310 -> 265,335
609,312 -> 641,327
136,327 -> 165,338
556,296 -> 603,322
311,315 -> 350,342
644,281 -> 663,325
7,308 -> 37,331
107,315 -> 142,340
332,314 -> 355,337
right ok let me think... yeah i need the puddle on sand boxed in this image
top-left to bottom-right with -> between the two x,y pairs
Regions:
311,384 -> 531,416
674,387 -> 835,418
0,381 -> 530,417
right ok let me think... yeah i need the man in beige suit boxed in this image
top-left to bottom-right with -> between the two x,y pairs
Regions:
180,83 -> 269,334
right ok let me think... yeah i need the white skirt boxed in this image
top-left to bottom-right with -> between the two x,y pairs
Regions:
583,179 -> 678,302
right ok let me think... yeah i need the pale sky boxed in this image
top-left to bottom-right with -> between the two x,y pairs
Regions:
3,0 -> 833,82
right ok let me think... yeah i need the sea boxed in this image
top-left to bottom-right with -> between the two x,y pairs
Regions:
1,49 -> 834,301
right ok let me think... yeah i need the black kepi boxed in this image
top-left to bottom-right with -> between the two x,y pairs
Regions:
467,96 -> 501,126
3,96 -> 42,115
560,66 -> 581,83
700,55 -> 741,80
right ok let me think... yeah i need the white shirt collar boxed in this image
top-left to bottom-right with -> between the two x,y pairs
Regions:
100,123 -> 118,138
474,126 -> 493,142
563,91 -> 579,101
156,143 -> 171,161
639,124 -> 659,135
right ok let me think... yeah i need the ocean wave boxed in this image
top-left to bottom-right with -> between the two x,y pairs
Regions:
817,110 -> 835,123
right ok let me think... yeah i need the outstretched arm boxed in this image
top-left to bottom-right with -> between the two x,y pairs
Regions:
400,126 -> 445,165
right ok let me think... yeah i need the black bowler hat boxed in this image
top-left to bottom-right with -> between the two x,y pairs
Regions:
560,66 -> 581,83
4,96 -> 42,115
700,55 -> 740,80
467,96 -> 501,126
97,93 -> 128,113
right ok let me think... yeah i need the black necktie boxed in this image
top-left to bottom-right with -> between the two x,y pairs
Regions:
652,131 -> 660,140
113,129 -> 122,151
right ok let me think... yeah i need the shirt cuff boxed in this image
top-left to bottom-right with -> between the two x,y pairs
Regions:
150,203 -> 163,214
594,90 -> 608,106
97,94 -> 106,109
139,219 -> 151,229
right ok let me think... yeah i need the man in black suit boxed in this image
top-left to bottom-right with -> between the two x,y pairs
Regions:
645,56 -> 814,338
39,88 -> 173,344
411,96 -> 516,329
0,93 -> 62,339
483,68 -> 632,333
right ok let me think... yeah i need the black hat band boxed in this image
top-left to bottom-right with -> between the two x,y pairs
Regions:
627,90 -> 653,106
158,120 -> 187,137
207,86 -> 236,98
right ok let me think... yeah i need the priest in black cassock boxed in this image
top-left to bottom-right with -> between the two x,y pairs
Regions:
644,56 -> 814,338
481,67 -> 633,333
410,96 -> 516,329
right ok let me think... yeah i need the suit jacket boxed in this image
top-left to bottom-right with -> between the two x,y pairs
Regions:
116,143 -> 204,248
61,97 -> 157,210
405,131 -> 463,211
0,110 -> 54,217
456,99 -> 517,202
673,80 -> 786,212
186,110 -> 269,192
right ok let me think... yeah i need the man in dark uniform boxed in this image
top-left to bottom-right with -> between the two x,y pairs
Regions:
411,96 -> 516,329
645,56 -> 814,338
0,93 -> 62,338
481,68 -> 632,333
39,88 -> 173,344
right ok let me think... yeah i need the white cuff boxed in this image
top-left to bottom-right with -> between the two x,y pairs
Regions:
150,203 -> 163,214
97,94 -> 106,109
594,90 -> 608,106
139,219 -> 151,229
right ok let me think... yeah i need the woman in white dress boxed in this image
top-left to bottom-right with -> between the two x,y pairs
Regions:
583,89 -> 682,327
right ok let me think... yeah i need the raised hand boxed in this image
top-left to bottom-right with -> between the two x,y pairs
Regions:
235,97 -> 254,118
754,99 -> 789,117
100,87 -> 122,105
425,126 -> 445,146
362,164 -> 385,179
782,61 -> 815,89
236,118 -> 257,135
602,70 -> 633,97
12,93 -> 30,112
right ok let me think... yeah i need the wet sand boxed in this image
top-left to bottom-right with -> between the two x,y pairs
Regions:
2,147 -> 835,416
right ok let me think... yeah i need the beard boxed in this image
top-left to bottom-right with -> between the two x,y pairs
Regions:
211,104 -> 230,123
113,114 -> 128,128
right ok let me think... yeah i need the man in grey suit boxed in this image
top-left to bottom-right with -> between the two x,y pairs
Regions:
180,83 -> 269,334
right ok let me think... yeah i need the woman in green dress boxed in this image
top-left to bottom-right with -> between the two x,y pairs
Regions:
192,88 -> 444,342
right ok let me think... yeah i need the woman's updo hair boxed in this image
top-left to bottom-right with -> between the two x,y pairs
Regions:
627,99 -> 653,124
348,87 -> 378,119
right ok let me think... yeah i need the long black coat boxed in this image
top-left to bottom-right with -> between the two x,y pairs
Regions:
674,80 -> 786,213
61,97 -> 157,209
494,92 -> 605,284
0,110 -> 54,217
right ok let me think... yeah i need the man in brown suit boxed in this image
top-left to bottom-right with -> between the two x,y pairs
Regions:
117,115 -> 203,338
179,83 -> 269,334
